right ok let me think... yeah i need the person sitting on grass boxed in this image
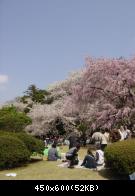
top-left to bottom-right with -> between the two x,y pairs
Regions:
66,144 -> 80,168
81,148 -> 97,169
95,144 -> 104,166
47,143 -> 61,161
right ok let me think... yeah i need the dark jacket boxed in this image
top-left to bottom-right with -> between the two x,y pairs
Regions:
68,135 -> 79,149
66,147 -> 78,159
81,155 -> 97,169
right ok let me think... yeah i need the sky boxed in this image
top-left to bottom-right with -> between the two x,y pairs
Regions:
0,0 -> 135,104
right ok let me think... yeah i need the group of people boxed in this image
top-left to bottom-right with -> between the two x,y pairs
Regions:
81,145 -> 104,169
65,143 -> 104,169
43,125 -> 132,151
91,126 -> 132,145
65,125 -> 132,169
45,141 -> 104,170
43,125 -> 132,170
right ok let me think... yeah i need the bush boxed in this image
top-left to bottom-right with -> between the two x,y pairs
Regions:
16,132 -> 44,154
34,138 -> 45,154
0,135 -> 30,169
105,139 -> 135,175
0,131 -> 44,155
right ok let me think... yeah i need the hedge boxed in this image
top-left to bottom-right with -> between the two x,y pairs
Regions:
105,139 -> 135,175
16,132 -> 44,154
0,131 -> 44,154
0,135 -> 30,169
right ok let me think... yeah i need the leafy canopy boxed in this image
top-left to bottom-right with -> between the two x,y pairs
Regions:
0,106 -> 32,132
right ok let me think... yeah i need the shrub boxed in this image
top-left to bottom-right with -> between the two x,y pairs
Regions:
105,139 -> 135,175
16,132 -> 44,154
0,135 -> 30,169
0,131 -> 44,154
33,138 -> 45,154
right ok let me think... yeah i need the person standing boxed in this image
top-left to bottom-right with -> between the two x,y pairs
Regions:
92,130 -> 107,150
68,131 -> 80,149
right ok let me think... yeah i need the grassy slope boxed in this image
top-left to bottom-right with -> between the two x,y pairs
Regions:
0,146 -> 118,180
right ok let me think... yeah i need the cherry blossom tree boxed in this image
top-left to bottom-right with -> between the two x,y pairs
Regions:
64,56 -> 135,131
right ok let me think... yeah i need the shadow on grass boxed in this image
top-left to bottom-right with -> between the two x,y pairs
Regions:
30,156 -> 43,163
98,168 -> 128,180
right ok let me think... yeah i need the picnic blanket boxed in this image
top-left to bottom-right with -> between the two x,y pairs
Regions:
57,160 -> 105,171
57,160 -> 83,168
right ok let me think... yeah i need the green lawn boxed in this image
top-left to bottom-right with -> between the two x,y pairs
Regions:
0,146 -> 120,180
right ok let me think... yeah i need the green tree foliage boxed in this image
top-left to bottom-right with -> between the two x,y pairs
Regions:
25,84 -> 51,103
0,135 -> 30,169
0,106 -> 32,132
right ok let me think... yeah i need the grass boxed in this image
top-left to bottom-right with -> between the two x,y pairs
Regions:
0,146 -> 122,180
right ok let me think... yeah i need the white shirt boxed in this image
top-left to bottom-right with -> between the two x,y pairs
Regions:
96,150 -> 104,165
92,132 -> 107,144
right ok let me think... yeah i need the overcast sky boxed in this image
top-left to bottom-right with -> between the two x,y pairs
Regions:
1,0 -> 135,104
